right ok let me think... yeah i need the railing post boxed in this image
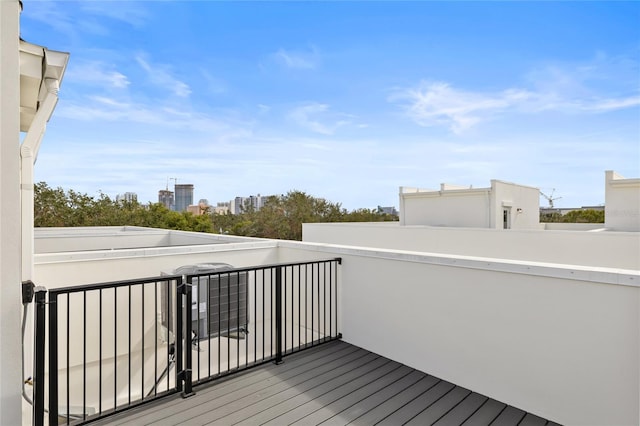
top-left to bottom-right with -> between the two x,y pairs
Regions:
275,266 -> 283,364
175,278 -> 183,393
182,277 -> 194,397
48,292 -> 59,426
33,287 -> 47,426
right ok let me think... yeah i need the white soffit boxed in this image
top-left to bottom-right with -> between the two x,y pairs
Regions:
19,40 -> 69,132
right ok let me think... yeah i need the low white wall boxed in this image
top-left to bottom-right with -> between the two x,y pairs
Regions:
34,227 -> 255,254
401,190 -> 491,228
35,242 -> 279,287
303,222 -> 640,270
605,171 -> 640,232
278,242 -> 640,426
542,223 -> 606,231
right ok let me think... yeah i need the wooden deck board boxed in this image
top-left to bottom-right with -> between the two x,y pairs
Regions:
405,386 -> 471,425
88,340 -> 558,426
461,399 -> 507,425
432,392 -> 488,426
490,405 -> 527,426
348,375 -> 441,426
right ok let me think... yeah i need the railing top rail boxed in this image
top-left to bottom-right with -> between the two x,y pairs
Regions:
49,274 -> 183,296
47,257 -> 342,295
185,257 -> 342,279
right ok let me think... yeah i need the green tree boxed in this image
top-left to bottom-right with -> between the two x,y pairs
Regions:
561,209 -> 604,223
34,182 -> 399,240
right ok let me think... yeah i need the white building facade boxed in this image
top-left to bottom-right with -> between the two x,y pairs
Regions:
399,179 -> 540,229
605,170 -> 640,231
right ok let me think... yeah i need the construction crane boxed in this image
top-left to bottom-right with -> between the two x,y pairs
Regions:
166,177 -> 177,191
540,189 -> 562,208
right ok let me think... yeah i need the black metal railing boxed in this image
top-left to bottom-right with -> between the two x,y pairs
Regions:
33,258 -> 341,425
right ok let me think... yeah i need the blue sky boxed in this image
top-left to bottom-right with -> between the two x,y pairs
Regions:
21,1 -> 640,210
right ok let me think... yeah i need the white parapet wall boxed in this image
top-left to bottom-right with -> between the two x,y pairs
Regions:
399,180 -> 540,230
278,242 -> 640,426
605,170 -> 640,232
303,222 -> 640,270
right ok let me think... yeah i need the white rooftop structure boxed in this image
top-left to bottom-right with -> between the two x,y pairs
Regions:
605,170 -> 640,232
399,179 -> 540,230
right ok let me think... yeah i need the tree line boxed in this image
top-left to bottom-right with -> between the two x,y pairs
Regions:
539,209 -> 604,223
34,182 -> 398,240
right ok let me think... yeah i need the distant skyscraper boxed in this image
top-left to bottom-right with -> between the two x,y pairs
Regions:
116,192 -> 137,203
158,189 -> 174,210
230,194 -> 276,214
174,184 -> 194,212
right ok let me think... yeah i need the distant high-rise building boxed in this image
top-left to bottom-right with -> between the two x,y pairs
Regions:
116,192 -> 137,203
175,184 -> 194,212
377,206 -> 399,216
230,194 -> 276,214
158,190 -> 174,210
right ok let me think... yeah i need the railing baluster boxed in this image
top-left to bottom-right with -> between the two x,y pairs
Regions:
183,277 -> 194,397
99,288 -> 103,414
208,273 -> 211,379
33,288 -> 47,426
275,266 -> 283,364
324,262 -> 327,342
176,277 -> 183,394
141,283 -> 145,401
329,261 -> 333,338
114,287 -> 117,411
128,285 -> 131,406
49,292 -> 59,426
245,271 -> 249,366
262,269 -> 265,361
66,294 -> 70,425
196,276 -> 200,381
227,272 -> 230,369
83,291 -> 87,421
236,272 -> 240,369
154,281 -> 158,398
298,265 -> 301,350
218,273 -> 221,376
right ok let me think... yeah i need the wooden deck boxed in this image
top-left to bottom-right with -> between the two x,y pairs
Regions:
90,340 -> 558,426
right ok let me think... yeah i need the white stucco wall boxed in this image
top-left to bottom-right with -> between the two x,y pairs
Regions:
399,180 -> 540,229
34,227 -> 253,254
0,2 -> 23,425
303,222 -> 640,270
35,243 -> 279,287
491,180 -> 540,229
605,170 -> 640,232
277,243 -> 640,426
401,189 -> 491,227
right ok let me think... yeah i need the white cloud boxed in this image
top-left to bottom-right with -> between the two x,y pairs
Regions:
65,61 -> 130,89
135,55 -> 191,98
22,1 -> 148,37
392,79 -> 639,133
79,2 -> 149,27
274,47 -> 319,70
257,104 -> 271,114
390,82 -> 535,133
579,96 -> 640,112
287,103 -> 355,135
58,95 -> 231,134
391,53 -> 640,133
